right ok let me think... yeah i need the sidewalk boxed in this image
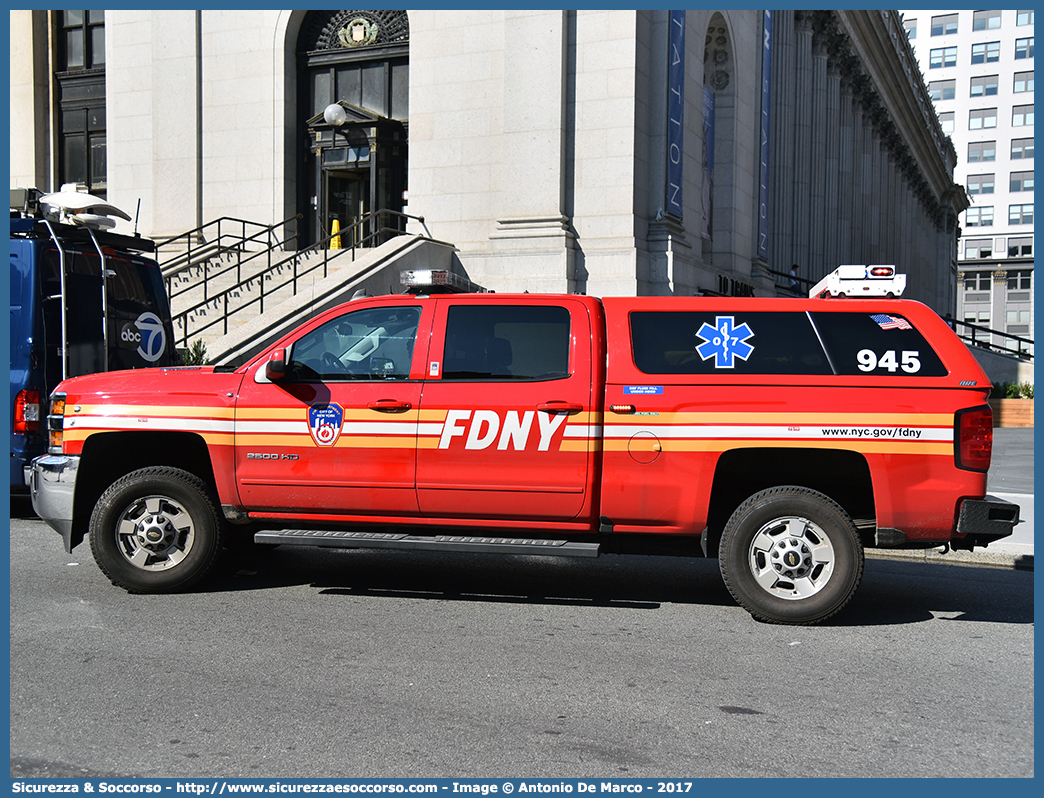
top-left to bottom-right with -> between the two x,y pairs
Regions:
868,427 -> 1034,571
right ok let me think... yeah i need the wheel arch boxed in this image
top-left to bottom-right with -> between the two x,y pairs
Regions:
69,431 -> 219,550
703,447 -> 875,557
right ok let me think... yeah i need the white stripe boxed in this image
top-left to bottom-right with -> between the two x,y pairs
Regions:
342,421 -> 418,435
603,424 -> 954,441
234,420 -> 308,435
564,424 -> 602,438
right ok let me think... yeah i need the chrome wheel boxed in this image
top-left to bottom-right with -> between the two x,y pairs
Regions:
115,495 -> 196,571
719,486 -> 863,624
748,516 -> 835,600
90,467 -> 223,593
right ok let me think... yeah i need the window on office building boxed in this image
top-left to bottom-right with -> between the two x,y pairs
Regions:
971,42 -> 1000,64
972,10 -> 1002,30
1008,237 -> 1033,257
1011,138 -> 1034,159
1009,204 -> 1034,225
904,18 -> 916,39
968,141 -> 996,162
938,112 -> 955,134
1014,71 -> 1034,93
1016,10 -> 1033,26
929,79 -> 956,101
930,47 -> 957,68
970,75 -> 999,97
965,207 -> 994,227
964,271 -> 992,290
931,14 -> 958,36
1010,171 -> 1034,192
967,174 -> 995,195
964,240 -> 993,260
1015,38 -> 1034,59
1012,105 -> 1034,127
969,108 -> 998,129
1007,270 -> 1032,290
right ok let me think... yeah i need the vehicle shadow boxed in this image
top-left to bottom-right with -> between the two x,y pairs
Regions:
207,543 -> 1034,627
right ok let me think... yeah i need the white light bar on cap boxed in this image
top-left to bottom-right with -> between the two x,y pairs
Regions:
400,269 -> 491,294
809,264 -> 906,298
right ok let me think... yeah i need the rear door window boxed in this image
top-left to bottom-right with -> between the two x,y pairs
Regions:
809,312 -> 947,377
442,305 -> 571,380
630,311 -> 832,375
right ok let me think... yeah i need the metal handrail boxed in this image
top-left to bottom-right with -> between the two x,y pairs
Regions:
952,319 -> 1033,361
157,215 -> 302,298
171,209 -> 423,348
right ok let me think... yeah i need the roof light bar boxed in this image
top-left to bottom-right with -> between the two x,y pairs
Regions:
400,269 -> 492,294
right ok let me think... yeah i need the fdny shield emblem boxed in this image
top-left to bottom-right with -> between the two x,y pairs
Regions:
308,403 -> 343,447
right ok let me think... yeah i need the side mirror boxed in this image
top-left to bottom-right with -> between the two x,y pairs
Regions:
265,349 -> 287,382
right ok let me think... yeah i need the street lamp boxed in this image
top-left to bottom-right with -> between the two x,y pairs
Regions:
324,103 -> 347,128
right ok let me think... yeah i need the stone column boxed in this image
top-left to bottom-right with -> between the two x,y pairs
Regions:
769,10 -> 795,272
824,57 -> 842,272
489,10 -> 576,290
837,74 -> 854,265
808,26 -> 829,276
790,11 -> 814,271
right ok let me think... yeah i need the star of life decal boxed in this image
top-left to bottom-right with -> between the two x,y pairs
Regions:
695,316 -> 755,368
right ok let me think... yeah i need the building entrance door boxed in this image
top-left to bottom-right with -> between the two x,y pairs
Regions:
322,168 -> 369,248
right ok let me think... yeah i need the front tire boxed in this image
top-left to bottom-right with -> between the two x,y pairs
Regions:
719,486 -> 863,624
89,467 -> 224,593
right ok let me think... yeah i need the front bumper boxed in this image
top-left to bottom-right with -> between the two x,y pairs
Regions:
27,454 -> 81,552
952,495 -> 1021,550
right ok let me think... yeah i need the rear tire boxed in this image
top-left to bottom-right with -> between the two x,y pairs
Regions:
89,467 -> 224,593
719,486 -> 863,624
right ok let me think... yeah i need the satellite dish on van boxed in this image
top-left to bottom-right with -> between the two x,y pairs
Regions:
39,184 -> 132,226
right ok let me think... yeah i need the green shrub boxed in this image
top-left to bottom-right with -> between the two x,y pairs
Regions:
182,339 -> 209,366
994,381 -> 1034,399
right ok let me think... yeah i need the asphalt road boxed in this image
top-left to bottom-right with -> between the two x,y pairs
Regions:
8,500 -> 1034,779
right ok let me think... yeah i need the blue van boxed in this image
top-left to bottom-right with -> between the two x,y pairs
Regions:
10,186 -> 177,491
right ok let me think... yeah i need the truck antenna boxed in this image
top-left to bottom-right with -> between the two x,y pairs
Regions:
134,198 -> 141,235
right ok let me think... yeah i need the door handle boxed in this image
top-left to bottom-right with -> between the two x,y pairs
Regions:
537,401 -> 583,415
367,399 -> 412,413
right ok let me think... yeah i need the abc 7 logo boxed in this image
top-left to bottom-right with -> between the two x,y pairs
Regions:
121,312 -> 167,363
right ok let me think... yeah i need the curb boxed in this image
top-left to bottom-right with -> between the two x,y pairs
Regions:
867,548 -> 1034,571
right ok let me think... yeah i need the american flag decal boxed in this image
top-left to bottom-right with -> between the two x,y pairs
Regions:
871,313 -> 912,331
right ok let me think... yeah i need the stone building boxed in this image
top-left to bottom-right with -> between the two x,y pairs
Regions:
10,9 -> 967,310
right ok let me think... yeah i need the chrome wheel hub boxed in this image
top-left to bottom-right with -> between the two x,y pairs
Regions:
748,516 -> 835,600
116,496 -> 195,571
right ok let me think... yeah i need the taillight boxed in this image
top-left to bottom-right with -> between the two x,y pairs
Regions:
47,393 -> 67,453
13,390 -> 40,434
869,266 -> 895,277
955,406 -> 993,472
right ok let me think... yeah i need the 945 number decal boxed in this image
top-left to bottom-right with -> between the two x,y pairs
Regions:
857,349 -> 920,373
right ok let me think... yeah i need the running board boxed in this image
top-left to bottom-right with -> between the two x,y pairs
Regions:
253,529 -> 601,558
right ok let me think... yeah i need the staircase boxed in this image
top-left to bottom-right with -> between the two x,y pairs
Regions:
155,210 -> 451,361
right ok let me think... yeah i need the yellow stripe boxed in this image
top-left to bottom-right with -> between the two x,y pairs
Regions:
603,411 -> 953,426
67,429 -> 234,446
236,407 -> 422,422
560,440 -> 600,452
73,404 -> 235,419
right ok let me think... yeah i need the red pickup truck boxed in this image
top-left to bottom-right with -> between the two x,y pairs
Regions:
28,270 -> 1018,624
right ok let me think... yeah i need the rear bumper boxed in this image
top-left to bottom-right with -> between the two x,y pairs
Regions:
27,454 -> 80,552
952,495 -> 1020,550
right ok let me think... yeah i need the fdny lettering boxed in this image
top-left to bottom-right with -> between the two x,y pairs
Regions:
438,409 -> 568,451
